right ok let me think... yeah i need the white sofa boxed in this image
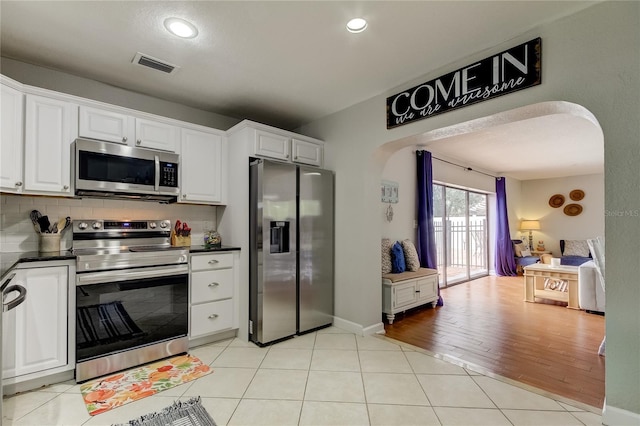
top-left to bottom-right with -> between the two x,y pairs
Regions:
578,260 -> 605,313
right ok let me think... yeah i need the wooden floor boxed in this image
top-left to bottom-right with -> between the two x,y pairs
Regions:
384,275 -> 605,409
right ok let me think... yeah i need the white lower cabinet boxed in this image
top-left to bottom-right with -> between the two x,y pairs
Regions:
189,252 -> 237,339
2,265 -> 69,380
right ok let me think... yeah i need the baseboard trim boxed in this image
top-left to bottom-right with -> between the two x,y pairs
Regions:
602,403 -> 640,426
332,316 -> 384,336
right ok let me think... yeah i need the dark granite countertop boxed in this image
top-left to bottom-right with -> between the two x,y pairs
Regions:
1,246 -> 241,280
1,251 -> 76,280
188,245 -> 241,254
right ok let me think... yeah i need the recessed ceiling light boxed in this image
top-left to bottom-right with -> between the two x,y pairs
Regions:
164,17 -> 198,39
346,18 -> 368,33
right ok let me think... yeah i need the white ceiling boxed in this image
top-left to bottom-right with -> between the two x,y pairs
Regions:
0,1 -> 603,180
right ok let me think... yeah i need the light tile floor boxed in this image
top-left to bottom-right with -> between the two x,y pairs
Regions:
2,326 -> 603,426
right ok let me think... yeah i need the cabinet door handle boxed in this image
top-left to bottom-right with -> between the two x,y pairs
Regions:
15,181 -> 22,187
286,154 -> 290,158
208,259 -> 219,265
208,282 -> 219,287
63,185 -> 69,190
182,194 -> 187,199
208,314 -> 219,319
122,136 -> 128,142
136,139 -> 142,145
415,290 -> 420,293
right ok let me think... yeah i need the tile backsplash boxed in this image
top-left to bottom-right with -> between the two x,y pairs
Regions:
0,194 -> 218,253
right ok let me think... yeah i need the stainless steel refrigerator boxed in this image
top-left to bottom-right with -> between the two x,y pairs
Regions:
249,158 -> 334,346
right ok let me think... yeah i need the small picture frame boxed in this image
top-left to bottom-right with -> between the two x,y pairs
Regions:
381,180 -> 399,203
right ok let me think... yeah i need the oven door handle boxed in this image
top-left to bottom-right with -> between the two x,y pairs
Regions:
77,265 -> 188,286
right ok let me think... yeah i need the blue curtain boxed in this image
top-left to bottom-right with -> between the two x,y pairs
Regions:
416,150 -> 443,306
494,177 -> 517,276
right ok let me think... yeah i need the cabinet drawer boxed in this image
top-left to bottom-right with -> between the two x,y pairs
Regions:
191,269 -> 234,303
191,253 -> 233,271
393,282 -> 418,308
190,299 -> 233,337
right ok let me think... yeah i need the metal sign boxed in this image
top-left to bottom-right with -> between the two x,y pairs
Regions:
386,38 -> 542,129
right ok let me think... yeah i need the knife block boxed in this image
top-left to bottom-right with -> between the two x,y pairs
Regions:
171,231 -> 191,247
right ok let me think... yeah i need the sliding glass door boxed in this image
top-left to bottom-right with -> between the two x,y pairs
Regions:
433,184 -> 488,287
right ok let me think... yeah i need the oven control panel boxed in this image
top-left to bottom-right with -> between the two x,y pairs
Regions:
73,219 -> 172,234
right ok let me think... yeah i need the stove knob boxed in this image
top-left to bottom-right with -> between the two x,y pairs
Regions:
160,221 -> 169,229
149,222 -> 157,229
92,222 -> 102,230
78,222 -> 88,230
179,255 -> 188,263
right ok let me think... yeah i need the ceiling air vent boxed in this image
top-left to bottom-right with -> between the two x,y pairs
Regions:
132,52 -> 179,74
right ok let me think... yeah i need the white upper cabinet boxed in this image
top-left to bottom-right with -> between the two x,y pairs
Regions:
255,130 -> 291,162
79,105 -> 179,152
79,106 -> 133,144
0,83 -> 24,192
248,125 -> 323,167
292,138 -> 323,167
135,117 -> 179,152
180,128 -> 226,205
24,94 -> 77,195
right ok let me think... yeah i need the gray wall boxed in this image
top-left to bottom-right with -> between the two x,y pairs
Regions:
0,57 -> 241,131
301,1 -> 639,418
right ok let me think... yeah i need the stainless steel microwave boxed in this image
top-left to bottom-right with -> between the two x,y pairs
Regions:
74,138 -> 179,203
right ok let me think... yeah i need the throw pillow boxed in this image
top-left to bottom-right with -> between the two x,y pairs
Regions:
564,240 -> 590,257
381,238 -> 393,274
513,243 -> 525,257
391,241 -> 406,273
521,249 -> 532,257
401,239 -> 421,272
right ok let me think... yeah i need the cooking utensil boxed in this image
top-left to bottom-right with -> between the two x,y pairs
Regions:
29,210 -> 42,227
37,216 -> 51,233
61,217 -> 71,233
54,217 -> 66,234
32,223 -> 41,234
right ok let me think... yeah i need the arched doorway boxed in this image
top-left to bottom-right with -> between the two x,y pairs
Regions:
377,101 -> 604,407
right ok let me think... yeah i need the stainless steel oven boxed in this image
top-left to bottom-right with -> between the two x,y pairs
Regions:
73,219 -> 189,382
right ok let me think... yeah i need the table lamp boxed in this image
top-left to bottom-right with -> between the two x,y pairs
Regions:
520,220 -> 540,250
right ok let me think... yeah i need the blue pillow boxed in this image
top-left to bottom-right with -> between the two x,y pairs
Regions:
391,241 -> 406,273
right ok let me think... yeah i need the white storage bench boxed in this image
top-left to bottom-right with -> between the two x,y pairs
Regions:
382,268 -> 439,324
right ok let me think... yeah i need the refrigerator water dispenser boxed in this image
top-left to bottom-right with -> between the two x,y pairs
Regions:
270,221 -> 290,253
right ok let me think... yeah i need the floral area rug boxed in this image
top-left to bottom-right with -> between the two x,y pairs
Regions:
81,354 -> 212,416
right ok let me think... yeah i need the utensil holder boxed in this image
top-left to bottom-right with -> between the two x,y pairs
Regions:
40,233 -> 61,253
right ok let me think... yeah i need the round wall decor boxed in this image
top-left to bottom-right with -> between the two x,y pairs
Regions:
549,194 -> 565,208
564,203 -> 583,216
570,189 -> 585,201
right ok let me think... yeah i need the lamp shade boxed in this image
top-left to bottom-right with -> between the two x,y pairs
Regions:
520,220 -> 541,230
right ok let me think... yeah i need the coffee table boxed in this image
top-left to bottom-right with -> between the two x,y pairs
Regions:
523,264 -> 580,309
